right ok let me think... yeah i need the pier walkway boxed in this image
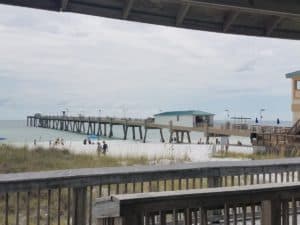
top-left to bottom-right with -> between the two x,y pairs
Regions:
27,115 -> 259,143
1,158 -> 300,225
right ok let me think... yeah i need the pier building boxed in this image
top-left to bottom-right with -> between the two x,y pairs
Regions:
154,110 -> 214,128
286,70 -> 300,123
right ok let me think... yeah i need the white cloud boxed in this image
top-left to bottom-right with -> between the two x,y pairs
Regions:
0,4 -> 299,120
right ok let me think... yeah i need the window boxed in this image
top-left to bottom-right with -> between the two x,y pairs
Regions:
297,81 -> 300,90
176,115 -> 180,121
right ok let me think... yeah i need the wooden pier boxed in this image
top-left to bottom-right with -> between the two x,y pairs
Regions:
251,120 -> 300,152
27,114 -> 254,143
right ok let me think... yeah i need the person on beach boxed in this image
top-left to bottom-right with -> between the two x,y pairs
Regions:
97,142 -> 102,156
34,139 -> 37,146
277,118 -> 280,125
102,141 -> 108,155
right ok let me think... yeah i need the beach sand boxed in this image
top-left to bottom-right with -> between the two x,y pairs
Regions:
14,140 -> 253,162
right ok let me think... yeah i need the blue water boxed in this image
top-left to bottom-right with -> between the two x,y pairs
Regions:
0,120 -> 293,145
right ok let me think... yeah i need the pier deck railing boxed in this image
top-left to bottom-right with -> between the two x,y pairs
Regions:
26,115 -> 258,139
94,182 -> 300,225
1,158 -> 300,225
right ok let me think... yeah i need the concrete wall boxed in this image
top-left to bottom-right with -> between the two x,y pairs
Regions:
154,115 -> 194,127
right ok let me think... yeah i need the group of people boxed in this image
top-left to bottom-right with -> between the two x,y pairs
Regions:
50,138 -> 64,147
33,137 -> 65,148
82,138 -> 109,156
96,141 -> 108,156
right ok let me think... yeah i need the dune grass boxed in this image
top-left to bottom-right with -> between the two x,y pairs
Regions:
212,150 -> 300,160
0,144 -> 189,173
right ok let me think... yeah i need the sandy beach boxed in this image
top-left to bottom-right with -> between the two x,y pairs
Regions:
15,140 -> 253,162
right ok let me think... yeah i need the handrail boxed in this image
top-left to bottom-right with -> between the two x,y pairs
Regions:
1,158 -> 300,192
0,158 -> 300,225
94,182 -> 300,225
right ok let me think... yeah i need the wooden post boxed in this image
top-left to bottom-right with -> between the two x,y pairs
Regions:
160,129 -> 165,142
187,131 -> 191,143
139,126 -> 143,140
181,131 -> 184,143
143,128 -> 148,143
104,124 -> 107,136
72,187 -> 87,225
97,123 -> 103,136
109,124 -> 113,138
132,126 -> 136,140
175,131 -> 179,143
169,131 -> 173,143
224,203 -> 230,225
123,125 -> 127,140
261,199 -> 281,225
124,125 -> 128,140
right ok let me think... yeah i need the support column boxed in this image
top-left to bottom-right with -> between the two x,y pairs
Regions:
169,131 -> 174,143
132,126 -> 136,140
187,131 -> 191,143
175,131 -> 179,143
72,187 -> 87,225
261,199 -> 281,225
124,126 -> 128,140
97,123 -> 103,136
160,129 -> 165,143
143,128 -> 148,143
139,126 -> 143,140
109,124 -> 113,138
104,124 -> 107,136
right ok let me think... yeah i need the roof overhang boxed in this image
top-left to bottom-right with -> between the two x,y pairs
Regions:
1,0 -> 300,40
286,70 -> 300,79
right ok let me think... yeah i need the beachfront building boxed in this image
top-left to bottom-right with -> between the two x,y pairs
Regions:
154,110 -> 214,127
286,70 -> 300,123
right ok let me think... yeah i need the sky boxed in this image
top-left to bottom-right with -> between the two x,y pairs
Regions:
0,4 -> 300,121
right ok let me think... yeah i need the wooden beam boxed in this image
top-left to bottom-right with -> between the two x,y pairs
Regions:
223,11 -> 239,32
123,0 -> 134,19
265,16 -> 283,36
60,0 -> 69,11
176,3 -> 190,26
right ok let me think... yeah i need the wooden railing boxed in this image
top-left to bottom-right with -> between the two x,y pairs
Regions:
1,158 -> 300,225
94,182 -> 300,225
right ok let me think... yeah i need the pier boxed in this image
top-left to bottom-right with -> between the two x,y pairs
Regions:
27,114 -> 256,143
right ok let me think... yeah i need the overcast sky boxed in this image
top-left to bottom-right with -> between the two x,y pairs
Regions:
0,4 -> 300,121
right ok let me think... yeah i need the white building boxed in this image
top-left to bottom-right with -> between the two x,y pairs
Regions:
154,110 -> 214,127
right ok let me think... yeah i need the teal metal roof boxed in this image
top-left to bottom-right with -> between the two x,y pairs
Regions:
154,110 -> 214,117
286,70 -> 300,79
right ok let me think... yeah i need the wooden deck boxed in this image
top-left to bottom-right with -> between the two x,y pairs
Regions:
94,182 -> 300,225
1,158 -> 300,225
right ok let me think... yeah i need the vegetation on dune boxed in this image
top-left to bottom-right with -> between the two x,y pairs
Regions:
0,144 -> 191,225
212,150 -> 300,160
0,144 -> 190,173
